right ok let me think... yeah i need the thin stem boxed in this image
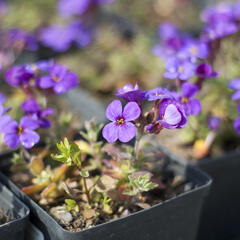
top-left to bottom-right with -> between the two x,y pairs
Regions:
82,176 -> 91,205
134,132 -> 143,162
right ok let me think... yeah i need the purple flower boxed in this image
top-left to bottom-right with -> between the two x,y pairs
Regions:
201,3 -> 234,24
202,21 -> 238,40
164,58 -> 195,80
102,100 -> 141,143
6,29 -> 38,51
145,87 -> 173,101
196,63 -> 218,79
0,114 -> 11,133
115,83 -> 145,102
0,92 -> 5,104
182,41 -> 209,62
58,0 -> 91,18
2,116 -> 40,149
40,24 -> 76,52
158,22 -> 179,41
5,65 -> 35,87
229,78 -> 240,100
22,99 -> 54,128
39,64 -> 78,94
68,21 -> 92,48
233,1 -> 240,21
207,116 -> 221,130
158,99 -> 187,129
175,82 -> 201,116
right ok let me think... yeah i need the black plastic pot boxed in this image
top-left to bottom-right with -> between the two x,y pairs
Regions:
196,151 -> 240,240
0,150 -> 211,240
26,223 -> 45,240
0,181 -> 29,239
157,145 -> 240,240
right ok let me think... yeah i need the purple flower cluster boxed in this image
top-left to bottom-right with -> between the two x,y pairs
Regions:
0,61 -> 79,149
40,21 -> 91,52
201,2 -> 239,40
103,83 -> 190,143
5,61 -> 78,94
40,0 -> 117,52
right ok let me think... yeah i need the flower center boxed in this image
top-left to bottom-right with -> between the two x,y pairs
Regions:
29,78 -> 35,85
17,126 -> 24,135
181,97 -> 189,103
155,93 -> 163,97
116,117 -> 125,125
178,66 -> 184,73
53,76 -> 60,82
190,46 -> 198,55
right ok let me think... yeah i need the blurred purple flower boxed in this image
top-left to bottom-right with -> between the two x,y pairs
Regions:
39,64 -> 78,94
201,3 -> 234,24
158,99 -> 187,129
174,82 -> 201,116
40,24 -> 76,52
233,1 -> 240,20
102,100 -> 141,143
2,116 -> 40,149
202,21 -> 238,40
182,41 -> 209,62
229,78 -> 240,100
196,63 -> 218,79
22,99 -> 54,128
164,58 -> 195,80
234,117 -> 240,134
145,87 -> 173,101
5,65 -> 35,87
69,21 -> 92,48
208,116 -> 221,130
7,29 -> 38,51
0,92 -> 5,104
115,83 -> 145,102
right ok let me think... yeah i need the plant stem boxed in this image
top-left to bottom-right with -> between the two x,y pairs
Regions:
134,132 -> 142,162
82,176 -> 91,205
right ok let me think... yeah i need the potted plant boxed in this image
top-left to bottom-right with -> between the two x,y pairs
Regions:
0,181 -> 29,239
151,1 -> 240,239
0,61 -> 211,240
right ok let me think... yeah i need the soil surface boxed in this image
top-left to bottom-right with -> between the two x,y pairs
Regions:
0,208 -> 12,225
8,153 -> 196,232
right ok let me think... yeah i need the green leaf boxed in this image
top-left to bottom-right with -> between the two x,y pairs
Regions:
52,138 -> 82,168
65,199 -> 78,211
80,170 -> 89,178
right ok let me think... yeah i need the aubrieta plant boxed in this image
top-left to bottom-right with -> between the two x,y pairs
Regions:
152,1 -> 240,158
0,60 -> 78,149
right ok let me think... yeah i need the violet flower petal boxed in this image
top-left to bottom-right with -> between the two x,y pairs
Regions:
229,78 -> 240,90
4,133 -> 20,148
102,122 -> 118,143
232,91 -> 240,100
20,130 -> 40,149
189,99 -> 202,115
163,104 -> 181,125
118,122 -> 136,143
20,116 -> 39,130
122,102 -> 141,121
106,100 -> 122,121
181,82 -> 198,98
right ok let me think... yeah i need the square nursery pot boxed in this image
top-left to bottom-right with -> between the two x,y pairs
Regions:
0,150 -> 211,240
26,223 -> 45,240
157,145 -> 240,240
196,151 -> 240,240
0,180 -> 29,239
